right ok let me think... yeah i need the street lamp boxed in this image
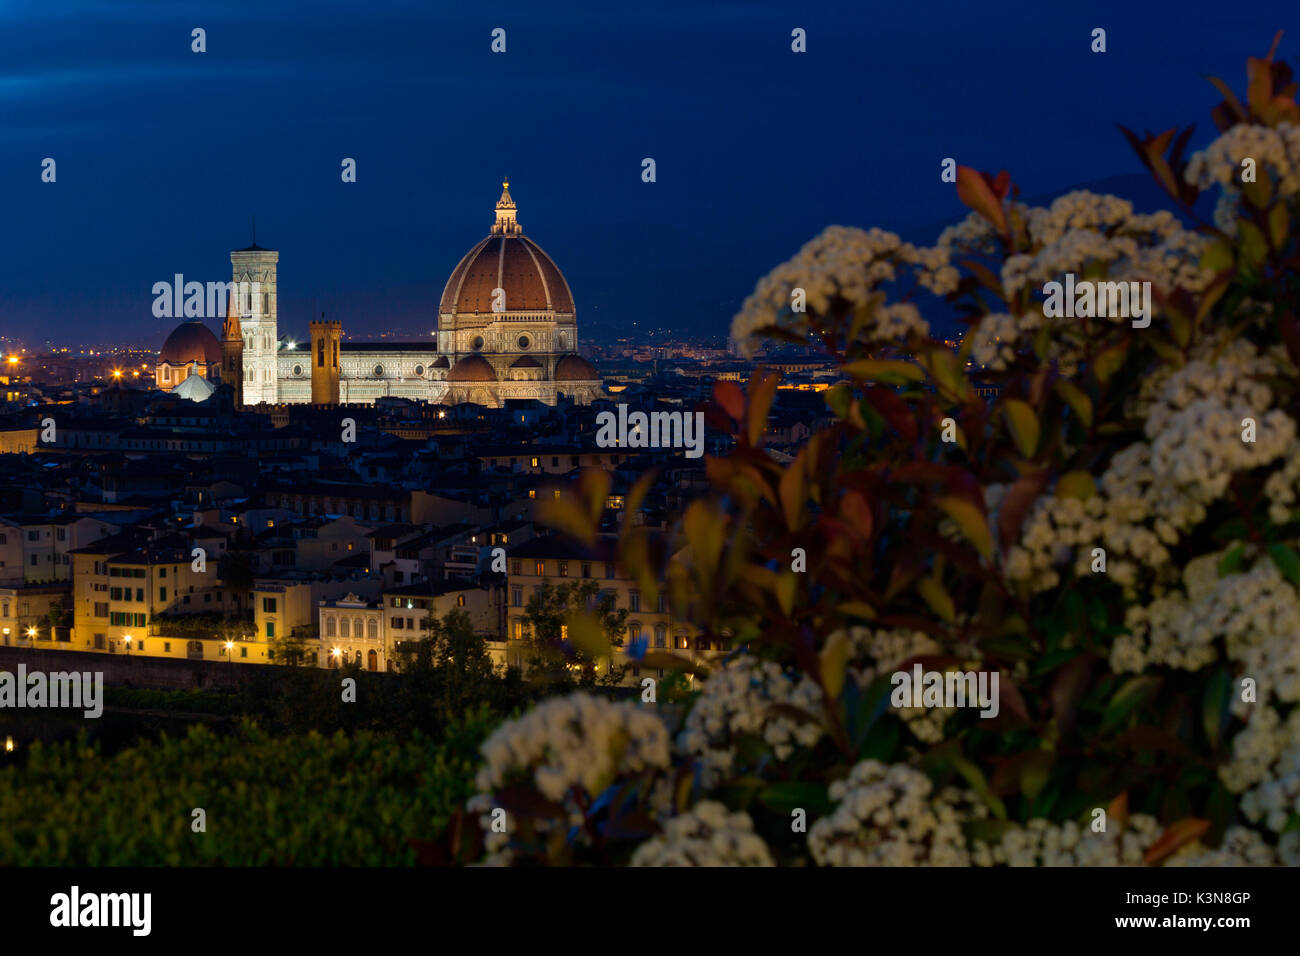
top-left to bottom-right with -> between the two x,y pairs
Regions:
123,634 -> 132,656
2,627 -> 9,646
26,626 -> 37,646
331,646 -> 342,668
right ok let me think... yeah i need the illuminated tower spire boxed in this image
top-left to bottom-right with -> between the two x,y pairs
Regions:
491,177 -> 521,235
221,291 -> 244,404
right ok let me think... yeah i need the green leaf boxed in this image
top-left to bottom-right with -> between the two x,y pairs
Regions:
1054,381 -> 1093,428
757,782 -> 834,817
1003,399 -> 1040,457
1239,220 -> 1269,266
1092,346 -> 1125,384
1216,543 -> 1246,577
1267,543 -> 1300,587
842,359 -> 924,385
1100,676 -> 1162,733
936,496 -> 994,560
1202,668 -> 1231,750
1019,751 -> 1053,803
1269,202 -> 1289,249
952,756 -> 1007,820
1055,470 -> 1096,500
917,575 -> 956,622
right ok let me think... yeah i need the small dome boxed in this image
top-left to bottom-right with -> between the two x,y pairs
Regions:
447,354 -> 498,382
555,354 -> 598,382
159,321 -> 221,366
430,356 -> 450,368
509,355 -> 541,369
172,372 -> 216,402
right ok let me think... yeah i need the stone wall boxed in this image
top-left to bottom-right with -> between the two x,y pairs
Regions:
0,644 -> 258,691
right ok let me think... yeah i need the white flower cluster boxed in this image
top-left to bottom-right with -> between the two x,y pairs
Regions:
1224,705 -> 1300,836
971,195 -> 1210,376
1163,826 -> 1279,866
808,760 -> 986,865
1184,123 -> 1300,232
629,801 -> 775,866
938,208 -> 1010,255
1117,555 -> 1300,700
729,225 -> 957,356
971,814 -> 1163,866
677,655 -> 825,788
1005,337 -> 1297,594
844,626 -> 957,743
468,693 -> 672,861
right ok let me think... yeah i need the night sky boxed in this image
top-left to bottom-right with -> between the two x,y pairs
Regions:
0,0 -> 1291,348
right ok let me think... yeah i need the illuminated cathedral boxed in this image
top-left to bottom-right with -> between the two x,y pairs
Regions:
156,181 -> 603,407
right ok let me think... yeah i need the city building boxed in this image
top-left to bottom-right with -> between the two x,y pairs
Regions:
157,180 -> 604,408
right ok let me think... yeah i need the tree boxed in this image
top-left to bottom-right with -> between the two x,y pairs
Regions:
521,579 -> 628,687
217,551 -> 257,612
268,626 -> 314,667
391,608 -> 512,723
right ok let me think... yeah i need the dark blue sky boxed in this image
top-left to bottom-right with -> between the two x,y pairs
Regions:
0,0 -> 1291,348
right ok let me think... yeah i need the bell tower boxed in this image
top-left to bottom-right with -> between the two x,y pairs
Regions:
309,317 -> 341,405
231,227 -> 278,405
221,292 -> 244,404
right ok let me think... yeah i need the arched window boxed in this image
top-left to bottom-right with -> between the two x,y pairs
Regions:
340,618 -> 350,638
354,650 -> 362,665
367,618 -> 378,640
654,624 -> 667,648
325,617 -> 336,638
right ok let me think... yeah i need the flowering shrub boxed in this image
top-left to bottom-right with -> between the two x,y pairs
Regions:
469,42 -> 1300,866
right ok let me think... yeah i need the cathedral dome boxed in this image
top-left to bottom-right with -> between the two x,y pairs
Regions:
447,353 -> 498,382
159,321 -> 222,366
438,180 -> 575,316
555,354 -> 598,382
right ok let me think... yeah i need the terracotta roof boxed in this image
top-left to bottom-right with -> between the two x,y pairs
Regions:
159,321 -> 222,366
554,354 -> 599,382
447,354 -> 498,383
439,236 -> 575,314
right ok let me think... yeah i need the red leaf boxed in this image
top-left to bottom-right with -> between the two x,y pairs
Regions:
997,470 -> 1049,551
839,490 -> 874,541
956,166 -> 1009,237
713,381 -> 745,421
1144,818 -> 1210,866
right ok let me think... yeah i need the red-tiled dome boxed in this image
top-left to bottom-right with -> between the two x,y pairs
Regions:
439,182 -> 575,316
439,236 -> 575,315
554,354 -> 598,382
447,354 -> 498,382
159,321 -> 221,366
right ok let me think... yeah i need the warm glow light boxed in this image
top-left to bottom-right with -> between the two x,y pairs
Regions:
124,635 -> 132,643
331,647 -> 341,657
112,370 -> 122,378
225,641 -> 234,650
4,737 -> 13,753
26,627 -> 37,638
5,357 -> 17,365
